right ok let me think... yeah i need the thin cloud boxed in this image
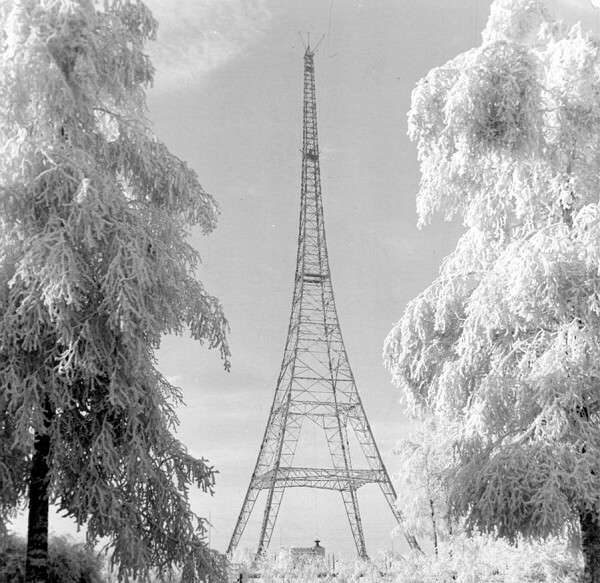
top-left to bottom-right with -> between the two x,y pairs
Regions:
144,0 -> 275,90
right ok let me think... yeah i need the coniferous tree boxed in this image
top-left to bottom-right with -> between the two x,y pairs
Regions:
0,1 -> 229,581
385,0 -> 600,580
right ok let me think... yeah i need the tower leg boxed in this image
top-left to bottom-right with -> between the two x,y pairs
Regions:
323,412 -> 368,558
340,488 -> 368,559
257,486 -> 285,555
227,483 -> 260,556
349,406 -> 423,552
228,391 -> 303,558
379,481 -> 423,553
256,407 -> 302,556
227,416 -> 280,558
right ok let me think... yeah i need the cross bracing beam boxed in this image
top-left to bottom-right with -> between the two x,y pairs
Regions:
253,467 -> 388,490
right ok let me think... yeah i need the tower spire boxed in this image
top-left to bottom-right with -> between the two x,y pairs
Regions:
227,49 -> 420,559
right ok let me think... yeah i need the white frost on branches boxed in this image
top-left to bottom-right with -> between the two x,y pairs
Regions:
0,1 -> 229,581
386,0 -> 600,547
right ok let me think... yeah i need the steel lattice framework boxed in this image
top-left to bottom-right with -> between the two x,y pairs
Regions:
227,47 -> 420,559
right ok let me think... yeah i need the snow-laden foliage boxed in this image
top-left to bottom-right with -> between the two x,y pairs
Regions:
386,0 -> 600,562
231,541 -> 579,582
393,418 -> 456,551
393,420 -> 581,581
0,533 -> 105,583
232,548 -> 402,583
0,0 -> 229,581
482,0 -> 552,44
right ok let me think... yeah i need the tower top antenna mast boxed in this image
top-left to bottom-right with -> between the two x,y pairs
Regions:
299,32 -> 325,55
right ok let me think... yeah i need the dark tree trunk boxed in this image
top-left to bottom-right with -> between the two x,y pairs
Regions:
580,508 -> 600,583
25,403 -> 53,583
429,497 -> 438,557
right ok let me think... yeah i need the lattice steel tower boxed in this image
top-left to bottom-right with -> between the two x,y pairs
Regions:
227,47 -> 419,559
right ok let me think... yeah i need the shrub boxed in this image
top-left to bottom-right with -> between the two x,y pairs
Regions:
0,533 -> 105,583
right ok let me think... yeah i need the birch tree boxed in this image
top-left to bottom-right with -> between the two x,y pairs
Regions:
394,419 -> 455,556
0,1 -> 229,581
385,0 -> 600,580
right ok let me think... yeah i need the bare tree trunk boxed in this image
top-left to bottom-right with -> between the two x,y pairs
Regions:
429,498 -> 438,557
580,509 -> 600,583
25,403 -> 52,583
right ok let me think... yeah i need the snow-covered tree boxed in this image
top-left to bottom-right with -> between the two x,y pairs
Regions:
385,0 -> 600,580
0,1 -> 229,582
394,418 -> 455,555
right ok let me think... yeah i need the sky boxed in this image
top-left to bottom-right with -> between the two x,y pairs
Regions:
145,0 -> 483,559
10,0 -> 600,562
